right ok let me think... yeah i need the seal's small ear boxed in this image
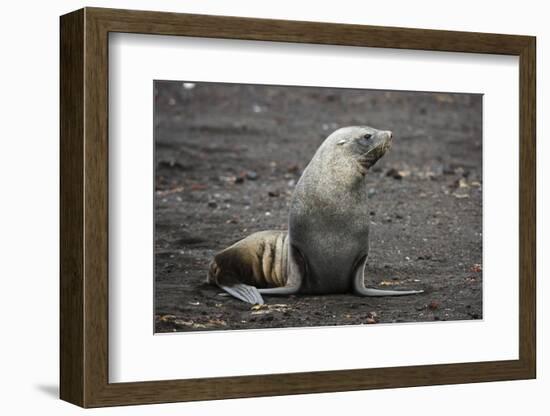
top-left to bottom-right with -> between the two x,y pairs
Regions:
337,139 -> 347,145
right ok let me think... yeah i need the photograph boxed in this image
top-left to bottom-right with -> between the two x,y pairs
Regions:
153,81 -> 483,332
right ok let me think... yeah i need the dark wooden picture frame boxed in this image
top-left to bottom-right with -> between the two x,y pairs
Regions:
60,7 -> 536,408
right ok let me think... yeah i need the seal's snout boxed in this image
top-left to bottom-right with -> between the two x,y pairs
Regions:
381,130 -> 393,151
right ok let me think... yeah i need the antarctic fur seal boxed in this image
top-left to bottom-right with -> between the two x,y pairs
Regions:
207,126 -> 423,304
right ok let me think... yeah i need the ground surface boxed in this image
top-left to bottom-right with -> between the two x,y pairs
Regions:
154,81 -> 482,333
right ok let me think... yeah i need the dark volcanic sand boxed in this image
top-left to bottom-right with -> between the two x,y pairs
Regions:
154,81 -> 482,333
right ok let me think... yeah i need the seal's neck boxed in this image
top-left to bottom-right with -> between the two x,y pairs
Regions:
307,147 -> 367,195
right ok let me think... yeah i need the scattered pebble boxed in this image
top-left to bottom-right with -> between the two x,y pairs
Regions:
156,186 -> 185,196
245,170 -> 258,180
159,314 -> 176,322
190,183 -> 207,191
450,178 -> 470,189
428,301 -> 440,311
386,168 -> 411,179
287,164 -> 301,174
365,312 -> 379,324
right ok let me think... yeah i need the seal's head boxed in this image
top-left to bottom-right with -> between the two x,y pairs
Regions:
328,126 -> 393,173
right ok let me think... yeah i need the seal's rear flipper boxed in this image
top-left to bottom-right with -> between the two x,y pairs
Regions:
257,244 -> 303,297
219,283 -> 265,305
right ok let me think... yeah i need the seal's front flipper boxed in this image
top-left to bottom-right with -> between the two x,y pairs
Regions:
218,283 -> 265,305
356,287 -> 424,296
258,286 -> 299,296
352,256 -> 424,297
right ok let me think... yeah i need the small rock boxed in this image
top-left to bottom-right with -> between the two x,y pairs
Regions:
207,201 -> 218,208
190,183 -> 207,191
245,171 -> 258,180
386,168 -> 410,180
268,190 -> 280,197
428,301 -> 440,311
470,264 -> 482,273
287,164 -> 301,174
450,178 -> 469,190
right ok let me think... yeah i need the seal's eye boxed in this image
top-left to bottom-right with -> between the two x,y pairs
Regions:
358,133 -> 373,146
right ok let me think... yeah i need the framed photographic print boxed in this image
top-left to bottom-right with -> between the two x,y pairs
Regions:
60,7 -> 536,408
